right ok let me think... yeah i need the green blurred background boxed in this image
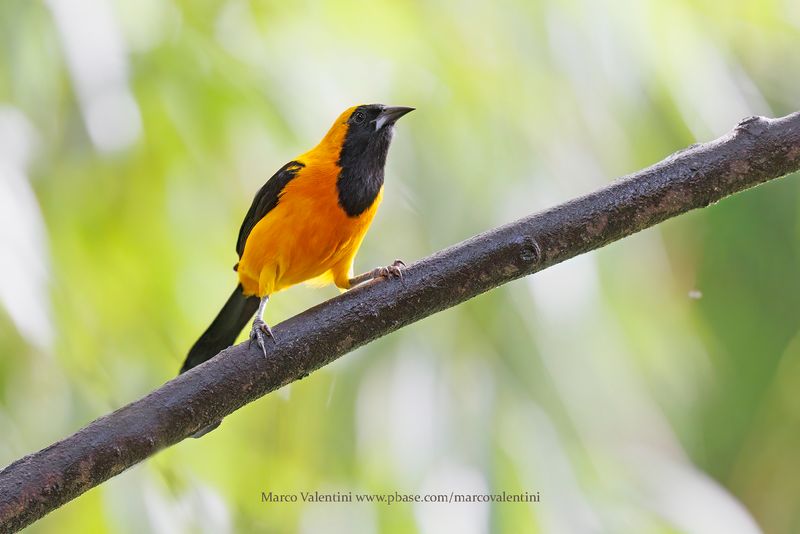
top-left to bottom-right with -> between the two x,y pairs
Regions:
1,0 -> 799,532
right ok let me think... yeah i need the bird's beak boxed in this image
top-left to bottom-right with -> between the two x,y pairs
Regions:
375,106 -> 415,130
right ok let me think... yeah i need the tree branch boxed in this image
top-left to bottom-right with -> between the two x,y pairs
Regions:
2,113 -> 800,531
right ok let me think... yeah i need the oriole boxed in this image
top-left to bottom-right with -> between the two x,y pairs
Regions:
180,104 -> 413,376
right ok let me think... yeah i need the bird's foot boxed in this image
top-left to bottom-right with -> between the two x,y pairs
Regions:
249,318 -> 274,357
347,259 -> 407,288
378,259 -> 406,279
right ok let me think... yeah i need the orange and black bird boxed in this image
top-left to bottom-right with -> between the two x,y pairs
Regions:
180,104 -> 413,375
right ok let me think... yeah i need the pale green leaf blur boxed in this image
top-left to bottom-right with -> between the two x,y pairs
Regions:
1,0 -> 799,532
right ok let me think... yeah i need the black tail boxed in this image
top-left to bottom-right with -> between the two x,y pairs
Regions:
180,284 -> 260,374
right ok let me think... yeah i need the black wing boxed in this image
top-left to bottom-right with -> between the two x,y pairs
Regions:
236,160 -> 305,258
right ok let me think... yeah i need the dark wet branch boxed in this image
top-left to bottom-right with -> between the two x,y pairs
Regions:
2,112 -> 800,532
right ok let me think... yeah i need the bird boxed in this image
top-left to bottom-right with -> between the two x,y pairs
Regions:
179,103 -> 413,380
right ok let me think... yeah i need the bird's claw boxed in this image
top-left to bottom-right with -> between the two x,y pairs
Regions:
379,259 -> 406,279
249,318 -> 274,357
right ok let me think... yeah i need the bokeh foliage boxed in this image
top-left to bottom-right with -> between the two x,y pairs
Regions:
1,0 -> 799,532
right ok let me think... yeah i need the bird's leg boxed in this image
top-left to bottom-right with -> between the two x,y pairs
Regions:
348,259 -> 406,288
249,296 -> 274,356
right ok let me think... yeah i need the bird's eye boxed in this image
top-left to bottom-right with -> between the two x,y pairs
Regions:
353,111 -> 366,124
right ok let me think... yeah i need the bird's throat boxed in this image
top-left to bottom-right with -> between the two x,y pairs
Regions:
336,127 -> 393,217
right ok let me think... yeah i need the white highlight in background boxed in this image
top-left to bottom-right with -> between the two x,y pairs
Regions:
0,107 -> 53,349
47,0 -> 141,152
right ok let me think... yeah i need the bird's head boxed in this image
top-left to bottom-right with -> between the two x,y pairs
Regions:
315,104 -> 414,165
341,104 -> 414,144
310,104 -> 413,216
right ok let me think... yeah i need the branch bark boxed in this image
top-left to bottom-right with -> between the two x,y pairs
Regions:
2,113 -> 800,531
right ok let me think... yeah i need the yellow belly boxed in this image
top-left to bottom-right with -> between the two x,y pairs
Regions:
236,164 -> 382,297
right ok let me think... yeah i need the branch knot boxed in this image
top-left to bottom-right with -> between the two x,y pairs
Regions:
735,115 -> 769,138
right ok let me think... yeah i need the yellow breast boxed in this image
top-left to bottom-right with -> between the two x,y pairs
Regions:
236,158 -> 382,297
